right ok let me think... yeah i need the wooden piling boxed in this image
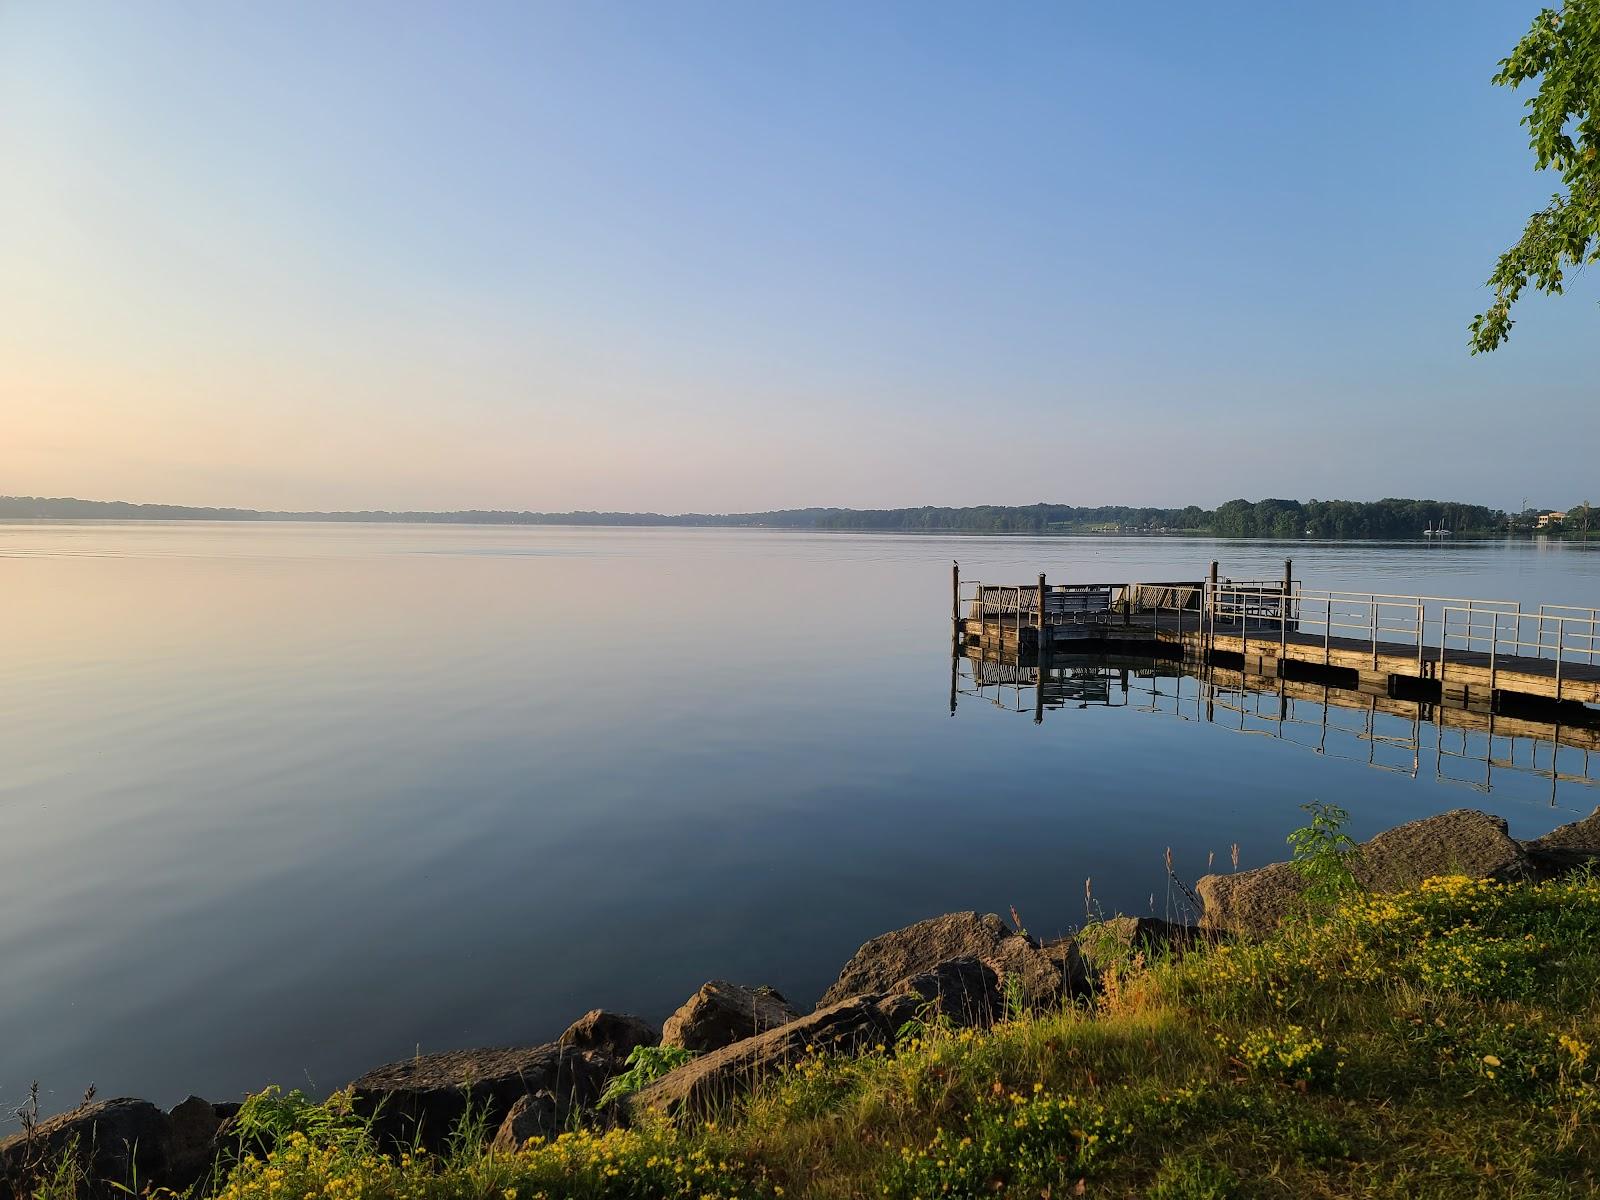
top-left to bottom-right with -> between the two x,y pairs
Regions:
1207,560 -> 1219,659
1281,558 -> 1292,663
1036,572 -> 1050,724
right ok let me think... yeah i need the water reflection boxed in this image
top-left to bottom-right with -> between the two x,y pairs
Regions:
954,650 -> 1600,802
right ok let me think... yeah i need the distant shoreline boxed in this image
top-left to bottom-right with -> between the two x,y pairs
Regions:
0,517 -> 1542,543
2,495 -> 1564,540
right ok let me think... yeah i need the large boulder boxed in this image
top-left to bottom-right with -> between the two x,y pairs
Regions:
1197,809 -> 1533,937
0,1098 -> 169,1200
557,1010 -> 659,1060
817,912 -> 1086,1010
661,981 -> 800,1053
634,958 -> 1000,1118
349,1044 -> 614,1150
1525,806 -> 1600,874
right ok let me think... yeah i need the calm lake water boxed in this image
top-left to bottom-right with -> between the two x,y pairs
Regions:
3,522 -> 1599,1123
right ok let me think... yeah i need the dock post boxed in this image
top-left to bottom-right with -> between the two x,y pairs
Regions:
950,561 -> 961,715
1035,573 -> 1049,724
1281,558 -> 1292,667
1207,560 -> 1219,661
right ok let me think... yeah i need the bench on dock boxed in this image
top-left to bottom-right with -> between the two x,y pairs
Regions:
1118,583 -> 1204,614
969,584 -> 1116,624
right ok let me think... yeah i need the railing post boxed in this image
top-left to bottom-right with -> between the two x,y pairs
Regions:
1439,607 -> 1450,691
1555,617 -> 1565,703
1370,595 -> 1378,670
1489,611 -> 1498,699
1416,598 -> 1424,673
952,560 -> 960,629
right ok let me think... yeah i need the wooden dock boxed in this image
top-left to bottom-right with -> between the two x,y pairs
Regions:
953,560 -> 1600,712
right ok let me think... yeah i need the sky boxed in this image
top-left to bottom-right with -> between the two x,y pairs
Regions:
2,0 -> 1595,514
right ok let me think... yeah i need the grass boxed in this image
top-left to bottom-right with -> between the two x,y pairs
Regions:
24,870 -> 1600,1199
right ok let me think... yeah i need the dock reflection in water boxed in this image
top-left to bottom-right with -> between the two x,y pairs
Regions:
952,649 -> 1600,802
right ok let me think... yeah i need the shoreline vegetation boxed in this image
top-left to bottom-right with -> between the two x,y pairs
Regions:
3,495 -> 1594,539
8,804 -> 1600,1199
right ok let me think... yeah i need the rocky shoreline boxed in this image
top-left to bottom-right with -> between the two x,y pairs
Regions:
6,805 -> 1598,1199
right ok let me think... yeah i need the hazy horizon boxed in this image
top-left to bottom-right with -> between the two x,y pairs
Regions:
0,489 -> 1568,518
4,1 -> 1596,513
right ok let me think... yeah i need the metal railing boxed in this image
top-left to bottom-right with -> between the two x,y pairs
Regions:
960,573 -> 1600,692
1206,584 -> 1524,671
1537,605 -> 1600,663
1439,606 -> 1600,699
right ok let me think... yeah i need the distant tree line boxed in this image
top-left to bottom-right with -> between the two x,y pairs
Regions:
819,498 -> 1508,538
1210,498 -> 1506,539
0,496 -> 838,528
815,504 -> 1209,533
0,494 -> 1530,538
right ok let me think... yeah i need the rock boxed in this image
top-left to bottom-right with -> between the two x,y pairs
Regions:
1195,862 -> 1309,939
490,1091 -> 559,1153
1525,806 -> 1600,873
162,1096 -> 225,1190
349,1044 -> 614,1150
1075,917 -> 1200,974
817,911 -> 1087,1010
895,956 -> 1005,1026
1197,808 -> 1534,937
0,1098 -> 169,1199
661,981 -> 801,1053
557,1010 -> 659,1060
1355,808 -> 1531,891
634,957 -> 1001,1119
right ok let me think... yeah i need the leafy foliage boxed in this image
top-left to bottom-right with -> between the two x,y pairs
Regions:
596,1044 -> 696,1108
883,1085 -> 1122,1198
232,1086 -> 373,1157
1286,801 -> 1362,908
1472,1 -> 1600,351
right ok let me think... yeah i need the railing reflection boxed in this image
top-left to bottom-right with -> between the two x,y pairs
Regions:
952,649 -> 1600,803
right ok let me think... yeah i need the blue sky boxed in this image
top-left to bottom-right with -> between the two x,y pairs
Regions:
1,1 -> 1593,512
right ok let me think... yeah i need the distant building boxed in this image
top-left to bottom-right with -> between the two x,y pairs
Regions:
1538,510 -> 1567,528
